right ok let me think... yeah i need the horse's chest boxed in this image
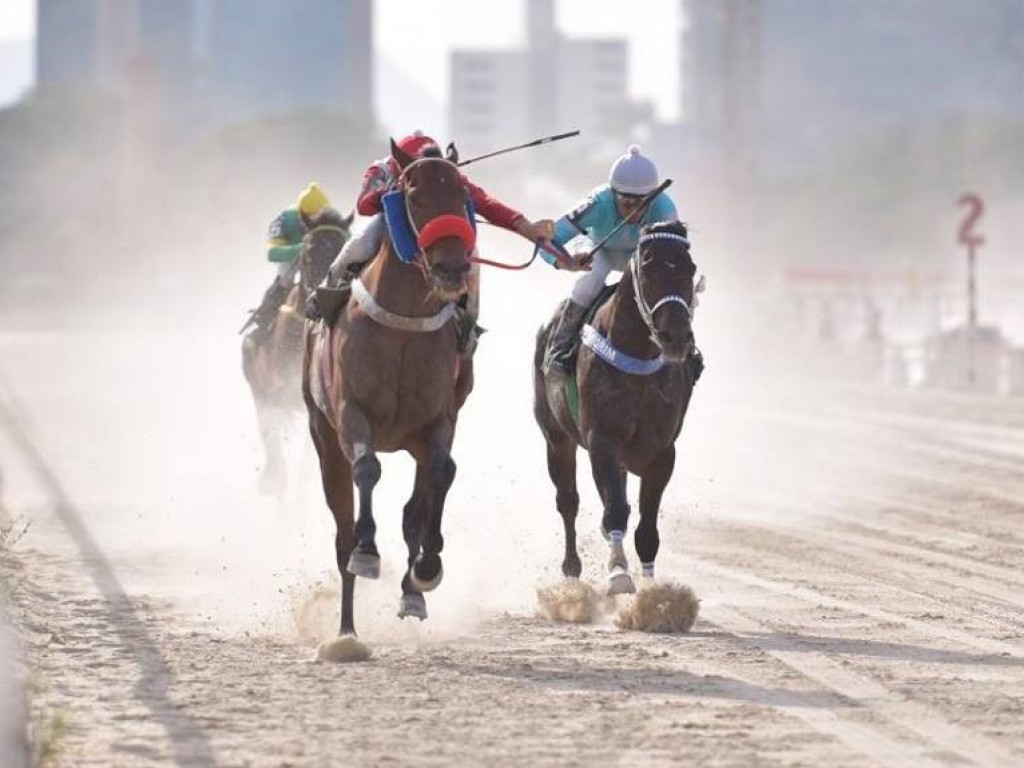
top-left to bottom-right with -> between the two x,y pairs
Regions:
580,369 -> 687,451
343,327 -> 457,428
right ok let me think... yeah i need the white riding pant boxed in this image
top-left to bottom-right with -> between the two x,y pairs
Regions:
328,213 -> 385,282
570,249 -> 632,308
275,261 -> 296,285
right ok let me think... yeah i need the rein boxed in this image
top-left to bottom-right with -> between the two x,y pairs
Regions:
306,224 -> 349,237
467,222 -> 574,271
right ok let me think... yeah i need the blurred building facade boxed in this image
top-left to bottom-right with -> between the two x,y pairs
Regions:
35,0 -> 373,138
682,0 -> 1024,182
449,0 -> 651,169
204,0 -> 372,128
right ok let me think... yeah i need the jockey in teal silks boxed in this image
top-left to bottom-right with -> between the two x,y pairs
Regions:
539,145 -> 703,380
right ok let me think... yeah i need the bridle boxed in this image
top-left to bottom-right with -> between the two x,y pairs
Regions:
301,223 -> 349,292
395,158 -> 476,275
629,231 -> 693,334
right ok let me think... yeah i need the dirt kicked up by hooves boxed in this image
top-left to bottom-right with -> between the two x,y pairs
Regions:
615,581 -> 700,633
316,635 -> 373,663
537,578 -> 700,633
536,579 -> 604,623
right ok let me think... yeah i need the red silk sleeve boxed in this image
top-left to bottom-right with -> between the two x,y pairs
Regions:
462,176 -> 524,232
356,161 -> 391,216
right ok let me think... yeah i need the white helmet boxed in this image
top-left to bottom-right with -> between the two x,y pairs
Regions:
609,144 -> 658,195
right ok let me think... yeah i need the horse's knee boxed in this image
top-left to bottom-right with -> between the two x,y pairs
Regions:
429,454 -> 456,491
353,454 -> 381,489
556,489 -> 579,516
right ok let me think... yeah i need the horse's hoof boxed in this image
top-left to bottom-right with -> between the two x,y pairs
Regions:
347,551 -> 381,579
410,555 -> 443,592
608,569 -> 636,596
398,593 -> 428,621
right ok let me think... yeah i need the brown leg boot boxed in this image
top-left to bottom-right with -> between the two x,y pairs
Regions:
544,300 -> 588,379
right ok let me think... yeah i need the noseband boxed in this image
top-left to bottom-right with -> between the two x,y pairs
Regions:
395,159 -> 477,262
629,232 -> 693,333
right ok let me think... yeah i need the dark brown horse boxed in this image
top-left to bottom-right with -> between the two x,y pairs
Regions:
303,141 -> 475,644
533,221 -> 699,595
242,210 -> 351,494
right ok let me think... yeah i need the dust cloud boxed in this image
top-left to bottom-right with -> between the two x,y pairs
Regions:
0,78 -> 1022,657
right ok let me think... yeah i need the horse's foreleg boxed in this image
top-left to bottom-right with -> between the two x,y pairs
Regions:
309,409 -> 357,636
546,436 -> 581,578
636,446 -> 675,580
409,424 -> 456,592
339,405 -> 381,579
398,463 -> 430,620
589,437 -> 634,595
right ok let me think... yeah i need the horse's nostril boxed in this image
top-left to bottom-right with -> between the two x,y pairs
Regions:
435,262 -> 468,280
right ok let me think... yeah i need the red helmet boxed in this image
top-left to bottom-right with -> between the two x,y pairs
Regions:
397,130 -> 440,158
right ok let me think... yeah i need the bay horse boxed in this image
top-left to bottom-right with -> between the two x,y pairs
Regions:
242,209 -> 352,494
302,140 -> 476,644
533,221 -> 699,595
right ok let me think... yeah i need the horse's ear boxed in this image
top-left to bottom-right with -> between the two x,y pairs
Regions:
391,137 -> 415,170
445,142 -> 460,165
342,209 -> 355,230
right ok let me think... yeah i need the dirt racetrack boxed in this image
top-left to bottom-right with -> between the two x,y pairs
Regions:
2,320 -> 1023,767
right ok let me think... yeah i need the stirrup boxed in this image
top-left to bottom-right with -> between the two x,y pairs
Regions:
543,348 -> 572,379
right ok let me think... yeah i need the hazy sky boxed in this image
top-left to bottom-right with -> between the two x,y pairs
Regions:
0,0 -> 681,119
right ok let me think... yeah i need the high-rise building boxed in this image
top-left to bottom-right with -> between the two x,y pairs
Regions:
682,0 -> 1024,179
37,0 -> 138,91
206,0 -> 373,128
449,50 -> 529,158
35,0 -> 374,137
449,0 -> 643,171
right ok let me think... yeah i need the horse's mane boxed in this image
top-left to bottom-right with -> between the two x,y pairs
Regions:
309,208 -> 352,229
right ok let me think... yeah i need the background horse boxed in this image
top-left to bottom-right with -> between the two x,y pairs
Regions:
303,141 -> 475,654
533,220 -> 699,595
242,210 -> 351,495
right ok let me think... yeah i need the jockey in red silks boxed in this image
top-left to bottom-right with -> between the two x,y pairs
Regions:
324,130 -> 552,283
310,131 -> 552,348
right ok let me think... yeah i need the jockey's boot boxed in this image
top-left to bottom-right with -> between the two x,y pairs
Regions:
544,300 -> 588,379
304,262 -> 365,323
453,299 -> 486,358
453,268 -> 484,357
686,345 -> 705,383
251,280 -> 290,342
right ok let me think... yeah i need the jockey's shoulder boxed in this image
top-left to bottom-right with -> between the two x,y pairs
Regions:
567,185 -> 611,221
267,207 -> 305,243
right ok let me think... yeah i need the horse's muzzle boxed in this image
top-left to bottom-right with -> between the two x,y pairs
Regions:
430,260 -> 470,299
654,328 -> 694,363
